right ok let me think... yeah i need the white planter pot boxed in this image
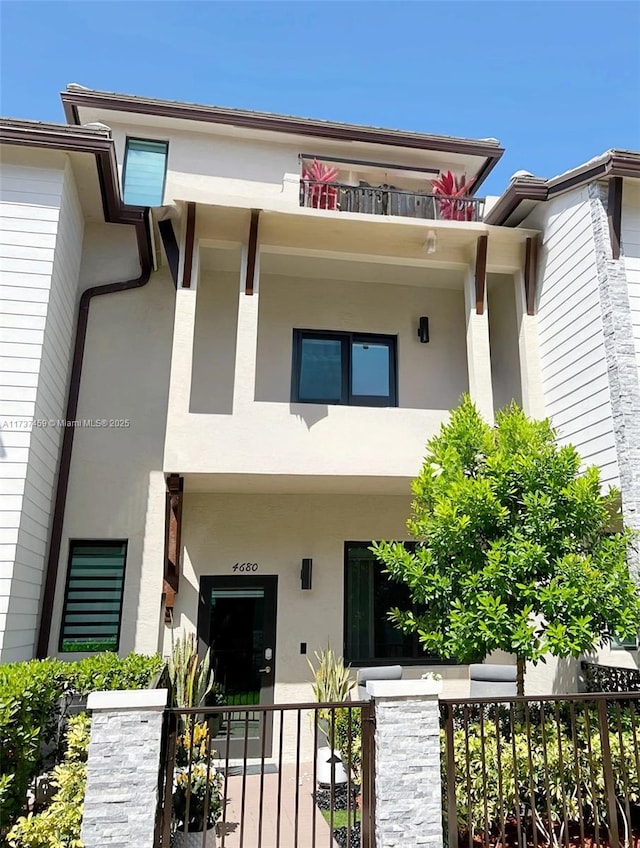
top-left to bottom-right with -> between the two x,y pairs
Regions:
316,746 -> 348,786
174,828 -> 216,848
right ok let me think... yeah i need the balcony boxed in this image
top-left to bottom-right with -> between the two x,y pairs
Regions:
300,179 -> 485,222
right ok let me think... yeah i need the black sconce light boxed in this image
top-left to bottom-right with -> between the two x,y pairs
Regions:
418,316 -> 429,344
301,558 -> 313,590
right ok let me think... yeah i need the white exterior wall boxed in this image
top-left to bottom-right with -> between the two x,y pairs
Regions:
166,265 -> 470,482
47,260 -> 175,658
622,182 -> 640,375
170,492 -> 470,702
0,156 -> 83,661
521,189 -> 620,488
107,121 -> 470,211
255,274 -> 468,409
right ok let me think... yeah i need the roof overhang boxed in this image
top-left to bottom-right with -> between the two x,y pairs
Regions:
0,117 -> 152,275
60,87 -> 504,193
0,117 -> 147,228
485,149 -> 640,226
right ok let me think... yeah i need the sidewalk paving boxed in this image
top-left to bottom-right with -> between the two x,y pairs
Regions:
217,763 -> 338,848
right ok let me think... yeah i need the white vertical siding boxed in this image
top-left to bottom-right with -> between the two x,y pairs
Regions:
0,160 -> 83,661
622,181 -> 640,375
521,188 -> 620,489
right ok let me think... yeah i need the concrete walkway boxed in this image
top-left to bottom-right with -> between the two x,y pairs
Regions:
217,763 -> 339,848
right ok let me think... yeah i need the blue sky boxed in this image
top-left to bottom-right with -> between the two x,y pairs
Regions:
1,1 -> 638,195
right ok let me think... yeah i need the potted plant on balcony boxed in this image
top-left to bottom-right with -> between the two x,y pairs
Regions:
432,170 -> 476,221
301,159 -> 339,210
173,720 -> 223,848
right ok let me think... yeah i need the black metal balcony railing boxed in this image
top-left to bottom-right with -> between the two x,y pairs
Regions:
300,179 -> 485,222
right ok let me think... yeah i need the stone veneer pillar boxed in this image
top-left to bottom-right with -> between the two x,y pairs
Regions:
366,679 -> 444,848
589,183 -> 640,581
81,688 -> 168,848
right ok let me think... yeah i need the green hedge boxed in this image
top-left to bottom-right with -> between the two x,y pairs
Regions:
0,653 -> 163,836
7,713 -> 90,848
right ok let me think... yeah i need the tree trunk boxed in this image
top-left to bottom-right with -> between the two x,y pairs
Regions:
516,656 -> 525,697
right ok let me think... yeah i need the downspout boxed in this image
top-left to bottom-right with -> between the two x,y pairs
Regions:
36,214 -> 153,658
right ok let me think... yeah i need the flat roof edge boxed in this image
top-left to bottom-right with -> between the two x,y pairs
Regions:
60,88 -> 505,159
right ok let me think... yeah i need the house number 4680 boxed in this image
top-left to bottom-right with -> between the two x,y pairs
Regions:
233,562 -> 259,572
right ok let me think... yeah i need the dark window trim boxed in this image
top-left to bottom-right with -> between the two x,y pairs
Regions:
122,136 -> 169,206
610,634 -> 639,650
58,539 -> 128,653
291,329 -> 398,407
343,540 -> 453,667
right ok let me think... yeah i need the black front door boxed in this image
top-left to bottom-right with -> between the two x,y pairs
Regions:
198,575 -> 277,758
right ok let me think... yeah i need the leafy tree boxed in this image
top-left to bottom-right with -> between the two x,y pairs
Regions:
373,397 -> 640,695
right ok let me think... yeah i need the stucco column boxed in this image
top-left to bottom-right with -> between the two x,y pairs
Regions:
233,243 -> 260,411
464,267 -> 494,424
513,269 -> 546,419
367,679 -> 444,848
81,689 -> 168,848
135,469 -> 170,654
164,287 -> 197,468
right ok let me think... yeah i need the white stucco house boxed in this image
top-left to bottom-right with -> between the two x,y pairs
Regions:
0,87 -> 638,715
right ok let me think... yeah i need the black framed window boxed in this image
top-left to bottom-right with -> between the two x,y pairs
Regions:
292,330 -> 397,407
344,541 -> 439,665
59,541 -> 127,653
123,138 -> 169,206
611,633 -> 639,650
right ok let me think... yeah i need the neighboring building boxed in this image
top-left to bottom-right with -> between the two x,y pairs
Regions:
0,87 -> 637,717
486,150 -> 640,689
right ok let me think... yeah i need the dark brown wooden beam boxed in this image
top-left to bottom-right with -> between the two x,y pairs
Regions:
475,234 -> 488,314
524,236 -> 539,316
158,219 -> 179,288
608,176 -> 623,260
164,474 -> 184,623
245,210 -> 260,295
181,202 -> 196,288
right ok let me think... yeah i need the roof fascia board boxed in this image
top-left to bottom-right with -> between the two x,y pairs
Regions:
469,154 -> 500,193
62,90 -> 503,157
484,180 -> 548,226
487,150 -> 640,226
0,118 -> 145,226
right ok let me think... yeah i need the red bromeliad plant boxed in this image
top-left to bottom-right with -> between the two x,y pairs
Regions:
431,170 -> 476,221
302,159 -> 339,210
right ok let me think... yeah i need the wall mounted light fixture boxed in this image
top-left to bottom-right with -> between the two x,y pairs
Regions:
418,316 -> 430,344
301,558 -> 313,590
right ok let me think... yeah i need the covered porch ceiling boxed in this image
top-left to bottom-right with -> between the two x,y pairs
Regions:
199,242 -> 466,290
181,472 -> 414,496
192,202 -> 539,275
